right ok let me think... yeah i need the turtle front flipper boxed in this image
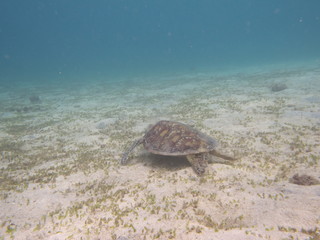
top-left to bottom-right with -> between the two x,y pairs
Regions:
186,153 -> 208,176
120,138 -> 144,165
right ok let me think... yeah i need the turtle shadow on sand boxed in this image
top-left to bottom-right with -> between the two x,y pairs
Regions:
138,153 -> 234,173
140,154 -> 191,172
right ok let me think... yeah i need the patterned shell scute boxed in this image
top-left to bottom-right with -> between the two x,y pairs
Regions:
143,120 -> 217,156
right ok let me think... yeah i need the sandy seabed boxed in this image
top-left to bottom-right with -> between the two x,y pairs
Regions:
0,65 -> 320,240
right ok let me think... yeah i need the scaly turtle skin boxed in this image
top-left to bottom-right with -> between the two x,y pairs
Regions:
121,120 -> 235,175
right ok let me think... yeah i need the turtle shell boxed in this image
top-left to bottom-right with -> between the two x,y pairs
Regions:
143,120 -> 217,156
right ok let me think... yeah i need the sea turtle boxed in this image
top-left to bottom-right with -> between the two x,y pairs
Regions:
121,120 -> 235,175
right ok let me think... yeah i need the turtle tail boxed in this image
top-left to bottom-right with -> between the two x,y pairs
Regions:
120,138 -> 144,165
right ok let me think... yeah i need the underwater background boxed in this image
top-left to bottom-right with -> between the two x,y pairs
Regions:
1,1 -> 320,240
1,0 -> 320,85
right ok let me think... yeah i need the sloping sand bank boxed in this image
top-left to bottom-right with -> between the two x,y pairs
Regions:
0,66 -> 319,239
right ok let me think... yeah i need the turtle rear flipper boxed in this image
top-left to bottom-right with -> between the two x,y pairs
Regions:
186,153 -> 208,175
120,138 -> 144,165
210,149 -> 235,161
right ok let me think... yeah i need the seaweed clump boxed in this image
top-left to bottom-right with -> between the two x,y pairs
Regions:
29,95 -> 41,104
271,83 -> 287,92
289,174 -> 320,186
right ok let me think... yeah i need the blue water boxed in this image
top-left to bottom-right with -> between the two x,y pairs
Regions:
1,0 -> 320,84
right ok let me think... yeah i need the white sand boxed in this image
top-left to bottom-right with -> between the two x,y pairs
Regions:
0,64 -> 319,240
